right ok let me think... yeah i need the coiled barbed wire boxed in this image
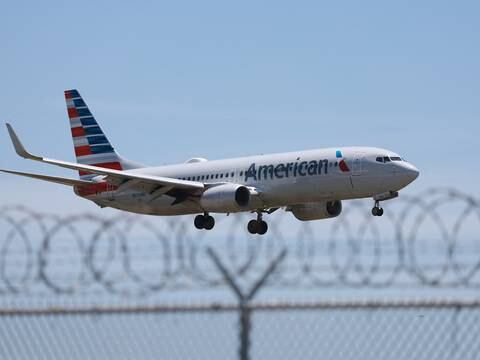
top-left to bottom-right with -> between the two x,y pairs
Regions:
0,188 -> 479,296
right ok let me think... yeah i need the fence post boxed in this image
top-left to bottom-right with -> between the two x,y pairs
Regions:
207,247 -> 287,360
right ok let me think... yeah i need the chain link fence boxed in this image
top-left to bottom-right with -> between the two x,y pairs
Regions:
1,188 -> 480,359
1,301 -> 480,360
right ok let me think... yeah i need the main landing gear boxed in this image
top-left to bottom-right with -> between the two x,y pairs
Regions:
194,208 -> 277,234
371,201 -> 384,217
247,212 -> 268,235
194,213 -> 215,230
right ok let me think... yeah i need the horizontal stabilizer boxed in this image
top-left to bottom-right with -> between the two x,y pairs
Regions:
0,169 -> 94,187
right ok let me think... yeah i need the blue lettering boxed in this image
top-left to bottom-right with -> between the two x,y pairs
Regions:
323,159 -> 329,174
308,161 -> 318,175
245,163 -> 257,181
244,159 -> 331,182
286,163 -> 294,177
258,164 -> 274,180
274,164 -> 285,178
298,161 -> 307,176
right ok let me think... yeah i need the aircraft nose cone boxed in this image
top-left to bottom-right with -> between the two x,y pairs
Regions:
403,163 -> 420,183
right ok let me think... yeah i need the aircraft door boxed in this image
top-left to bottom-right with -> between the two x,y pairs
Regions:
352,153 -> 364,176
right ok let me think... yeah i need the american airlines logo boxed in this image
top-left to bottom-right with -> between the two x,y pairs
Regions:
245,158 -> 350,182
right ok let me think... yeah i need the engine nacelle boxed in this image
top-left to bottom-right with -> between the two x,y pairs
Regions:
200,184 -> 251,213
288,200 -> 342,221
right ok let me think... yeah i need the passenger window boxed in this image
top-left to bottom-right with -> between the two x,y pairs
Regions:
220,174 -> 224,178
226,173 -> 229,178
215,174 -> 219,179
231,172 -> 234,177
240,171 -> 243,176
334,162 -> 338,167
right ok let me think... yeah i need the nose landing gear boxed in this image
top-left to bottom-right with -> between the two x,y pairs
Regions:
371,191 -> 399,217
371,201 -> 384,217
194,213 -> 215,230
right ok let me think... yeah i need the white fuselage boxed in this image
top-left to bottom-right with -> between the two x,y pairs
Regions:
81,146 -> 419,216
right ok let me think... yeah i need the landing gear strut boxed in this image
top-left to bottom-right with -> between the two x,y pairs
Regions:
247,212 -> 268,235
371,201 -> 384,217
194,213 -> 215,230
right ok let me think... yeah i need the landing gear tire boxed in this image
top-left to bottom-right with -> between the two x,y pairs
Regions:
248,220 -> 259,234
247,219 -> 268,235
194,215 -> 205,229
257,220 -> 268,235
203,216 -> 215,230
372,207 -> 384,217
194,214 -> 215,230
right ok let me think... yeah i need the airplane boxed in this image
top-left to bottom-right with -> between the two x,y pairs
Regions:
1,89 -> 419,235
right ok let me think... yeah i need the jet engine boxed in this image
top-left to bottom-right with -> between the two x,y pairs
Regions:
287,200 -> 342,221
200,184 -> 251,212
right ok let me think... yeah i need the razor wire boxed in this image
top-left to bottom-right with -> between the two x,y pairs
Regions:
0,187 -> 479,296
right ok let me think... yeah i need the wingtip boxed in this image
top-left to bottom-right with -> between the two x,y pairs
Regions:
5,123 -> 16,140
4,123 -> 40,160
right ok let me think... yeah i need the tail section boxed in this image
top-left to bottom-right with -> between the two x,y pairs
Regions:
64,89 -> 142,179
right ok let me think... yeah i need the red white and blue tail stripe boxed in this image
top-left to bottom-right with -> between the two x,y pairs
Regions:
65,89 -> 123,180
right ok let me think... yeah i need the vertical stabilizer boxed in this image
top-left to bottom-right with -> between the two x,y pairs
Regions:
64,89 -> 142,179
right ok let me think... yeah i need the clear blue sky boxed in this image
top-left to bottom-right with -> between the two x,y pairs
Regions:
1,0 -> 479,212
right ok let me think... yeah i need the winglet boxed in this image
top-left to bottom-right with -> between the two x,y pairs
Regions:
5,123 -> 42,160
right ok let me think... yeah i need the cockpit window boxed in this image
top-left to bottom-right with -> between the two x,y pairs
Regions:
377,156 -> 399,163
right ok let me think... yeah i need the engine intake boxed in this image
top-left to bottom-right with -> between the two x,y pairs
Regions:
200,184 -> 251,212
235,186 -> 250,207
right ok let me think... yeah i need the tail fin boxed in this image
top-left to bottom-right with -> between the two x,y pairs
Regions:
64,89 -> 142,179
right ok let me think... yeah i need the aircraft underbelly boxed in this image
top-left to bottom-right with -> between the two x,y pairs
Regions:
91,192 -> 202,216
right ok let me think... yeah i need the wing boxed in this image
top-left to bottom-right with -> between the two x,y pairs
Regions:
0,169 -> 95,187
5,124 -> 205,197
